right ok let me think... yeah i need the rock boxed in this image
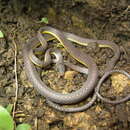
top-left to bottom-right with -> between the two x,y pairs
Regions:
20,70 -> 27,81
64,71 -> 78,80
95,105 -> 102,113
111,73 -> 130,94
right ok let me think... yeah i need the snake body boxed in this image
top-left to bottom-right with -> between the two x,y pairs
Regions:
23,26 -> 98,105
30,27 -> 120,75
23,26 -> 126,112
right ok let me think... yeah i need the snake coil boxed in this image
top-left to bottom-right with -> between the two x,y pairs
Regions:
23,26 -> 130,112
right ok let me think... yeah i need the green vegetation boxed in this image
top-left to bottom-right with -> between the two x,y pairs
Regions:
16,124 -> 31,130
39,17 -> 49,24
0,105 -> 31,130
0,30 -> 4,38
0,106 -> 14,130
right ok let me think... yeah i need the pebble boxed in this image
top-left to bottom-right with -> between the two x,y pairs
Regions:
111,73 -> 130,94
64,70 -> 78,80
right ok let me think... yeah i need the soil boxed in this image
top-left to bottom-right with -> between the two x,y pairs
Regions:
0,0 -> 130,130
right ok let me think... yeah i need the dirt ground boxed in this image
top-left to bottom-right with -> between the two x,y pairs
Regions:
0,0 -> 130,129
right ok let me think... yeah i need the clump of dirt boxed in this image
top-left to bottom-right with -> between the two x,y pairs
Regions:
0,0 -> 130,129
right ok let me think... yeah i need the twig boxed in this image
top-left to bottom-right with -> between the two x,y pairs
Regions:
12,31 -> 18,118
34,117 -> 38,130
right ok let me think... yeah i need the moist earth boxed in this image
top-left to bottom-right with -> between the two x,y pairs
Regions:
0,0 -> 130,129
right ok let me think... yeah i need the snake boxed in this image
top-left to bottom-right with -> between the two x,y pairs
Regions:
23,26 -> 121,112
23,26 -> 98,104
30,27 -> 120,76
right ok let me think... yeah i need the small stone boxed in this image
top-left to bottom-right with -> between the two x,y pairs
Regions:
64,71 -> 78,80
95,105 -> 102,113
20,70 -> 27,81
111,73 -> 130,94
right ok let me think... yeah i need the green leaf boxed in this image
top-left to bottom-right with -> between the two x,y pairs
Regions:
0,30 -> 4,38
40,17 -> 49,24
0,106 -> 14,130
6,104 -> 13,114
16,123 -> 31,130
